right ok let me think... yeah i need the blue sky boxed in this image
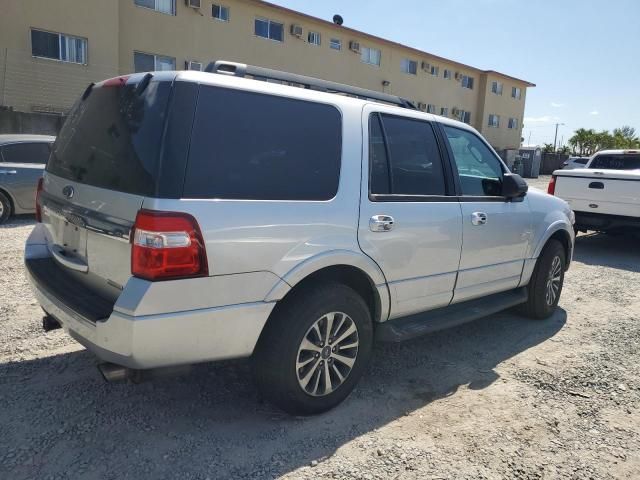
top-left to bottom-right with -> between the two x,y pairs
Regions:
270,0 -> 640,147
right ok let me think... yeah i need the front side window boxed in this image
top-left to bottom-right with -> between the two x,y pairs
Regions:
443,126 -> 504,196
212,4 -> 229,21
134,0 -> 175,15
1,143 -> 51,164
255,18 -> 284,42
184,87 -> 342,200
488,114 -> 500,128
308,31 -> 321,46
369,114 -> 447,196
400,58 -> 417,75
461,75 -> 474,89
31,29 -> 87,64
362,47 -> 381,66
491,81 -> 503,95
330,38 -> 341,50
512,86 -> 522,99
134,51 -> 175,72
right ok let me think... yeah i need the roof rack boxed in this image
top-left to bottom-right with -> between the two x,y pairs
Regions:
204,60 -> 417,110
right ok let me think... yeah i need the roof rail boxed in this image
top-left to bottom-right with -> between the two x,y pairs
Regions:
204,60 -> 417,110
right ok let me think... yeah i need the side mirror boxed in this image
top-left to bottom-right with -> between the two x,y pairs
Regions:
502,173 -> 528,199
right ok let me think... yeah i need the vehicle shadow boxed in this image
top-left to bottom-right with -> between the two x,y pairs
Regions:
574,232 -> 640,273
0,309 -> 566,480
0,214 -> 35,228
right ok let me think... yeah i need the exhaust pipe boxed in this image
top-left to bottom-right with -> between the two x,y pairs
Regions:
98,363 -> 135,383
98,363 -> 190,383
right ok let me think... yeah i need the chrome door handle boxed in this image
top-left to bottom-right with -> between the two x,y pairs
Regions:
0,170 -> 17,175
471,212 -> 487,226
369,215 -> 394,232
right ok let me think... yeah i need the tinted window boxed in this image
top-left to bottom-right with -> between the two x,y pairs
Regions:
576,158 -> 588,165
31,30 -> 60,60
1,143 -> 50,164
369,114 -> 446,196
47,80 -> 171,196
444,126 -> 504,196
589,154 -> 640,170
183,86 -> 341,200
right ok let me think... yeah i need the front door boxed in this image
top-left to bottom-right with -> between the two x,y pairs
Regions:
358,107 -> 463,319
440,125 -> 532,303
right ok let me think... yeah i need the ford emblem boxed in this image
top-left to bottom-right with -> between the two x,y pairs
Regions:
62,185 -> 74,199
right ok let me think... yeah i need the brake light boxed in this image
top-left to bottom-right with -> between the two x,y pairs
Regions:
100,75 -> 131,88
547,175 -> 556,195
35,177 -> 44,222
131,210 -> 208,281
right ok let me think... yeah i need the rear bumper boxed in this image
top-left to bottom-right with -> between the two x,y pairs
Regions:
574,211 -> 640,232
25,226 -> 275,369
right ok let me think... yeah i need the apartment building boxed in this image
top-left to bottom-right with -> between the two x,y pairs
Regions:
0,0 -> 534,149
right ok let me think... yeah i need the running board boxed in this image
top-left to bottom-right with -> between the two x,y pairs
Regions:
376,287 -> 528,343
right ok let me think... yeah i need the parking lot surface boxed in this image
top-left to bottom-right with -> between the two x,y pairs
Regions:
1,177 -> 638,479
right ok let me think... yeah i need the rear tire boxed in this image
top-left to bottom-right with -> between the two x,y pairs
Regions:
0,191 -> 11,224
253,283 -> 373,415
520,239 -> 566,319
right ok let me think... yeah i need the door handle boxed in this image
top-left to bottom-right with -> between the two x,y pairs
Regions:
0,170 -> 17,175
369,215 -> 394,232
471,212 -> 487,226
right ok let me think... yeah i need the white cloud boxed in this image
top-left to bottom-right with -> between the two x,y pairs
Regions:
589,110 -> 599,115
550,102 -> 565,108
523,115 -> 560,123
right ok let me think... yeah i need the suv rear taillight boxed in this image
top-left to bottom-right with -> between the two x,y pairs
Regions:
131,210 -> 208,281
35,177 -> 44,222
547,175 -> 556,195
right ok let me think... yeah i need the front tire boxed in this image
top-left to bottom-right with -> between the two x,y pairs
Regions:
253,283 -> 373,415
520,239 -> 566,319
0,191 -> 11,224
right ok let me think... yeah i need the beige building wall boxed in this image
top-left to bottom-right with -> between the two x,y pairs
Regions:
0,0 -> 533,149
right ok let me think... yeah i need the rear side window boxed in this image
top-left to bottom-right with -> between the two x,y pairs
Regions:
183,86 -> 342,200
1,143 -> 50,164
47,81 -> 171,196
369,113 -> 446,196
589,154 -> 640,170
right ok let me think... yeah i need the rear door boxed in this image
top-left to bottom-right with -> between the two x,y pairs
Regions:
41,75 -> 182,300
440,125 -> 532,303
0,142 -> 50,210
358,106 -> 463,319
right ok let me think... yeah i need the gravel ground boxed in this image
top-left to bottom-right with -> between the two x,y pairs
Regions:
1,176 -> 639,479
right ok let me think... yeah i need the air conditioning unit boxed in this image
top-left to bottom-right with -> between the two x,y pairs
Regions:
185,0 -> 201,8
290,24 -> 303,37
421,61 -> 430,71
349,41 -> 361,53
417,102 -> 427,110
185,60 -> 203,71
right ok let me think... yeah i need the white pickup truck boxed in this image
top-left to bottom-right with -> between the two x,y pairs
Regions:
549,149 -> 640,233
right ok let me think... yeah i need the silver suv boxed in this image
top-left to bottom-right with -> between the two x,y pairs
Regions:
25,62 -> 575,415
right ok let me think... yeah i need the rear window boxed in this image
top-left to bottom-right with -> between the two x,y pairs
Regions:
589,154 -> 640,170
183,86 -> 342,200
1,143 -> 51,164
47,80 -> 171,196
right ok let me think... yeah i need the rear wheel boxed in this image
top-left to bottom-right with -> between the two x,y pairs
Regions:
253,283 -> 373,415
520,239 -> 566,319
0,191 -> 11,224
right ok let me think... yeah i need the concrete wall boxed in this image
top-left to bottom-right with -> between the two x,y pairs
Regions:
0,0 -> 533,149
0,109 -> 65,135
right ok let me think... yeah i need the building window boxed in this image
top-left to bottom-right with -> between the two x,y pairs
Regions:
330,38 -> 342,50
212,4 -> 229,21
443,69 -> 452,79
461,75 -> 474,90
427,104 -> 436,114
440,107 -> 449,116
491,81 -> 503,95
361,47 -> 381,66
134,51 -> 175,72
456,110 -> 471,124
430,65 -> 439,77
134,0 -> 175,15
186,60 -> 203,71
508,117 -> 519,129
308,31 -> 321,46
488,114 -> 500,128
512,86 -> 522,99
31,29 -> 87,64
401,58 -> 417,74
254,18 -> 284,42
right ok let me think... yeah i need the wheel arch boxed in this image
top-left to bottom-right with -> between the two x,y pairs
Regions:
534,222 -> 573,270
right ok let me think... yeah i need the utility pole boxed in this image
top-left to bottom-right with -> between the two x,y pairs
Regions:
553,123 -> 565,152
528,131 -> 532,145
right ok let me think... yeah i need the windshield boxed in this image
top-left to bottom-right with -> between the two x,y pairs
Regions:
589,154 -> 640,170
47,80 -> 171,196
